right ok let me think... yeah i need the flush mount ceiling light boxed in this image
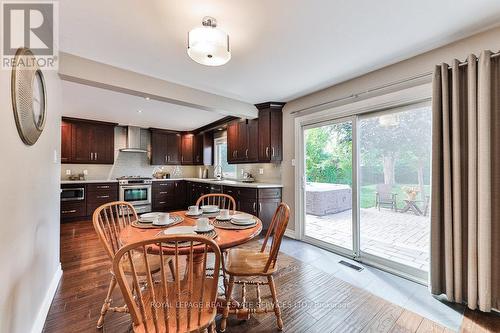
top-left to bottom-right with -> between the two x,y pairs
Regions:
187,16 -> 231,66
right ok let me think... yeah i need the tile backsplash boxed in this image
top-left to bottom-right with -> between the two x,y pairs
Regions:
61,126 -> 282,183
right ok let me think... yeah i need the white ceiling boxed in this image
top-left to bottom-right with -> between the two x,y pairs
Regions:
61,81 -> 224,131
60,0 -> 500,105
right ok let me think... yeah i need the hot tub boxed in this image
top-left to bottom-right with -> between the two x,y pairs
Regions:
306,182 -> 352,216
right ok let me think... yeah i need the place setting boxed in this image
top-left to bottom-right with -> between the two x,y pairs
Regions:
156,217 -> 217,247
185,204 -> 220,217
131,212 -> 184,229
212,211 -> 257,230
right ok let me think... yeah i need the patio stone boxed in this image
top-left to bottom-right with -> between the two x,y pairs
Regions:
305,207 -> 430,271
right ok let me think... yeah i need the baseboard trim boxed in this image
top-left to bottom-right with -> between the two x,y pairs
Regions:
284,228 -> 297,239
31,263 -> 62,333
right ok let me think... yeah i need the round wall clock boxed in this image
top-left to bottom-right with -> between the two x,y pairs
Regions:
11,47 -> 47,145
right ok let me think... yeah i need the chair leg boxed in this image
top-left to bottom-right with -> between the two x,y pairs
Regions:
268,275 -> 283,330
221,251 -> 228,291
97,274 -> 117,328
220,275 -> 235,332
168,258 -> 176,281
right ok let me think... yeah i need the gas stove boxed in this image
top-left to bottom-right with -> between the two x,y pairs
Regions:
117,176 -> 152,213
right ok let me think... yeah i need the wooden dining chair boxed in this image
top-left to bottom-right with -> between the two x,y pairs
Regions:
195,193 -> 236,291
92,201 -> 175,329
113,235 -> 222,333
220,202 -> 290,332
195,193 -> 237,212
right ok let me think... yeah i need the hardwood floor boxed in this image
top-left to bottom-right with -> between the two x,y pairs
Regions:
43,220 -> 500,333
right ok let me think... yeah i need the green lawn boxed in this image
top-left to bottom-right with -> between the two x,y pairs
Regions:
360,184 -> 430,209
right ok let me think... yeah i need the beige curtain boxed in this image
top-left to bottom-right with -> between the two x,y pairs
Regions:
430,50 -> 500,312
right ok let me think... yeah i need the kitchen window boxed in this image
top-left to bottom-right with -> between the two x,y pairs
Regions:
214,136 -> 237,179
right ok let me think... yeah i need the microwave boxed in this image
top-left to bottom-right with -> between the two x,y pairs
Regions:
61,187 -> 85,201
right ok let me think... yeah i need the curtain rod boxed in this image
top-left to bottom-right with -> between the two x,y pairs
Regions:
291,50 -> 500,116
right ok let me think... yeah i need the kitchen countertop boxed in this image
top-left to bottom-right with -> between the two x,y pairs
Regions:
61,179 -> 118,184
61,178 -> 282,188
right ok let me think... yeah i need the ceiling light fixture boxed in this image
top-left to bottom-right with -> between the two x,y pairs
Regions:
187,16 -> 231,66
137,110 -> 143,113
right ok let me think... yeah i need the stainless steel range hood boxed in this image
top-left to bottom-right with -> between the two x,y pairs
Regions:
119,126 -> 148,153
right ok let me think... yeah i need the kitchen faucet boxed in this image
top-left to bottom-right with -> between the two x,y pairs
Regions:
214,164 -> 223,180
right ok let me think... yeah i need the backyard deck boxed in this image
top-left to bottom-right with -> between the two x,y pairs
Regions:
305,207 -> 429,271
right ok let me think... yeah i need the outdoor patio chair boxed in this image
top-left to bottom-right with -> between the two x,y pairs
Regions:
375,184 -> 397,211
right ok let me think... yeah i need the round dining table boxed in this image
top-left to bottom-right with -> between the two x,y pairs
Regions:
118,209 -> 263,315
119,210 -> 263,252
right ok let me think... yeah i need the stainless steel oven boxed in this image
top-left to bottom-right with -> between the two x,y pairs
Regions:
118,177 -> 152,213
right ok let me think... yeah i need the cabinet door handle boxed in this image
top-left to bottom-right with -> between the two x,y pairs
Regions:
159,201 -> 166,204
95,152 -> 98,160
245,149 -> 248,158
97,185 -> 110,189
160,191 -> 168,194
97,195 -> 110,199
181,156 -> 184,162
62,209 -> 77,214
90,152 -> 94,160
271,147 -> 275,157
253,202 -> 256,212
266,147 -> 269,157
259,203 -> 262,212
175,183 -> 178,187
165,155 -> 167,162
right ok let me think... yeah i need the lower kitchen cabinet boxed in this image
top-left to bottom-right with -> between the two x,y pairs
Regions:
86,183 -> 118,215
152,180 -> 186,212
61,182 -> 118,222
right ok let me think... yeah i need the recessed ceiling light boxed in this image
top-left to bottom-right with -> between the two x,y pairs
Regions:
144,96 -> 150,100
137,110 -> 143,113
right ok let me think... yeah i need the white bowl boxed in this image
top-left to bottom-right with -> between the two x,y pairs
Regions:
201,205 -> 219,213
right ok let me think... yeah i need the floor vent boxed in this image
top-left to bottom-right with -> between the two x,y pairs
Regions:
339,260 -> 364,271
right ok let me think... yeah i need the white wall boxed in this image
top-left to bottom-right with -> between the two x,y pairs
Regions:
0,68 -> 62,332
282,25 -> 500,232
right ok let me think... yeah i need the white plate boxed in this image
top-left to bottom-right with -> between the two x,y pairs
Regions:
201,205 -> 219,213
194,225 -> 215,233
185,211 -> 202,217
141,212 -> 161,219
162,226 -> 196,235
138,218 -> 153,224
231,218 -> 255,226
152,218 -> 175,226
215,215 -> 232,221
231,213 -> 254,222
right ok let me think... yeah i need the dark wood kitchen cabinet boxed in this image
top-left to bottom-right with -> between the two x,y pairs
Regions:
181,134 -> 194,165
256,102 -> 285,162
153,180 -> 186,211
227,119 -> 259,164
150,129 -> 182,165
152,181 -> 175,211
86,183 -> 118,215
222,185 -> 282,230
61,117 -> 116,164
61,120 -> 72,163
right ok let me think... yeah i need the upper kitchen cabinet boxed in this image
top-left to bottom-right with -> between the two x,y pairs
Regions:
181,133 -> 194,165
150,129 -> 182,165
61,119 -> 72,163
61,117 -> 116,164
227,118 -> 259,164
181,132 -> 213,165
256,102 -> 285,162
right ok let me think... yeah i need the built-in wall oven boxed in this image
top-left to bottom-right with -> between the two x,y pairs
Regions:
118,177 -> 152,213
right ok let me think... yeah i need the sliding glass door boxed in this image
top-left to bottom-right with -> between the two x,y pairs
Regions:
303,118 -> 355,255
300,103 -> 432,281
